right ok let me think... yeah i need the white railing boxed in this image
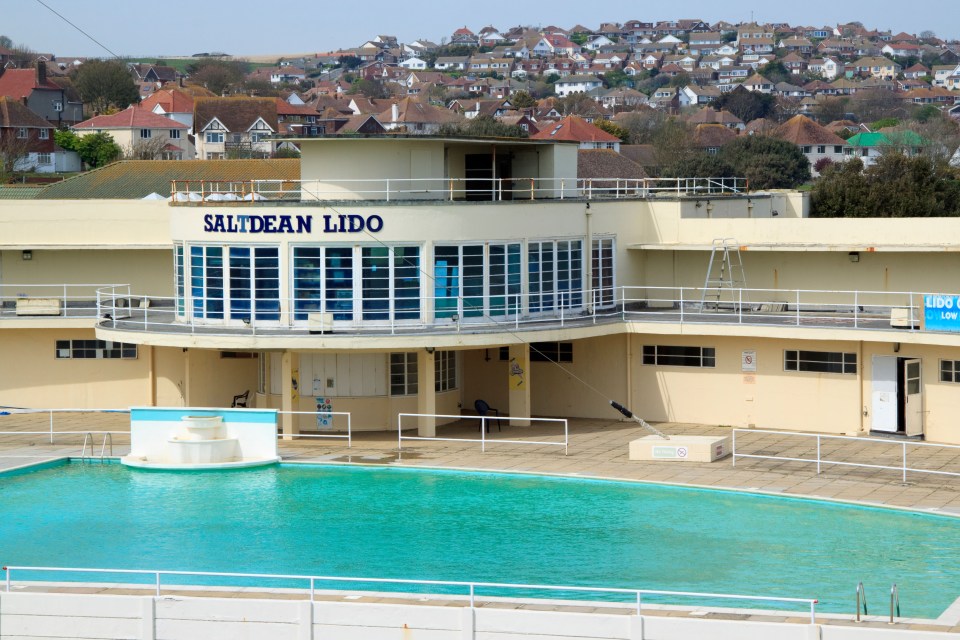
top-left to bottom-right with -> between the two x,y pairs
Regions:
0,284 -> 127,320
0,408 -> 130,444
732,429 -> 960,483
0,565 -> 817,621
277,410 -> 351,447
398,413 -> 568,455
94,283 -> 937,338
169,176 -> 747,203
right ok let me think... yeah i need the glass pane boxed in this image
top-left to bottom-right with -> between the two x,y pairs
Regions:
325,248 -> 353,320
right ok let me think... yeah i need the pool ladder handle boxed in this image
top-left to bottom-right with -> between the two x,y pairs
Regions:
856,582 -> 901,624
80,432 -> 113,462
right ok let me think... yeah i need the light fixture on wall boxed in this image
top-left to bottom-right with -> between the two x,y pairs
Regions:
425,346 -> 435,354
894,342 -> 901,353
22,250 -> 32,261
848,251 -> 860,263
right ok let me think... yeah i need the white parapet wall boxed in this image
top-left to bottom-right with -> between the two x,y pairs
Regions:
0,591 -> 953,640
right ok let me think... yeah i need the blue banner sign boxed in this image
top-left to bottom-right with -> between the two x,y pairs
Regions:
924,295 -> 960,332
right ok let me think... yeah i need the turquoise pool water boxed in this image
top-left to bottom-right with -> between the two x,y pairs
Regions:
1,461 -> 959,617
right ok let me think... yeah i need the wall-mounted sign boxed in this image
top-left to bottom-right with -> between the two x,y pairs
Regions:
202,213 -> 383,234
924,295 -> 960,332
316,397 -> 333,430
741,350 -> 757,372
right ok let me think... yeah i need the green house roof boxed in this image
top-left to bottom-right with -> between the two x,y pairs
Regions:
846,130 -> 927,148
36,159 -> 300,200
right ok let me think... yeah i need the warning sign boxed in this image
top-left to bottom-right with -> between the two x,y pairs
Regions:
741,350 -> 757,372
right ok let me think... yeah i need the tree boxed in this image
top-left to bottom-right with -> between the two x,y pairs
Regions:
759,61 -> 791,85
617,109 -> 667,144
509,90 -> 537,109
593,119 -> 630,142
718,135 -> 810,189
186,58 -> 249,95
850,88 -> 909,123
72,59 -> 140,113
0,35 -> 11,48
709,86 -> 776,122
55,129 -> 121,168
650,117 -> 695,176
0,131 -> 31,181
126,136 -> 170,160
603,69 -> 630,89
812,154 -> 960,217
660,153 -> 736,180
349,78 -> 389,99
814,96 -> 852,124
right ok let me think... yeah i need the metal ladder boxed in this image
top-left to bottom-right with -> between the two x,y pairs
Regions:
699,238 -> 747,312
80,433 -> 113,462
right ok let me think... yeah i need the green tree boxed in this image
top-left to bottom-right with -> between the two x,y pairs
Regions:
617,109 -> 667,144
812,154 -> 960,217
759,61 -> 791,85
72,59 -> 140,113
660,153 -> 737,179
0,35 -> 12,48
603,69 -> 630,89
186,58 -> 249,95
593,119 -> 630,142
718,136 -> 810,189
509,90 -> 537,109
56,129 -> 121,168
709,86 -> 777,123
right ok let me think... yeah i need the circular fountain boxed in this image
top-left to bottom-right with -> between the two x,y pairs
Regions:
121,409 -> 280,470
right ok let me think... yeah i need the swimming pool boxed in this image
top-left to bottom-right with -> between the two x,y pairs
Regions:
2,461 -> 958,618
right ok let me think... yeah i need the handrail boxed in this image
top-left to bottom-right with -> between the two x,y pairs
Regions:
168,176 -> 748,203
80,432 -> 114,462
0,408 -> 130,445
1,564 -> 818,622
732,428 -> 960,483
398,413 -> 568,455
890,583 -> 900,623
856,581 -> 868,622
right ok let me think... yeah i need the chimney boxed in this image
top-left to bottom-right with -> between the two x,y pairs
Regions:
36,60 -> 46,85
391,102 -> 399,122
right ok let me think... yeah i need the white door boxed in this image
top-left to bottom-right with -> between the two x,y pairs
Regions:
871,356 -> 898,432
904,359 -> 923,437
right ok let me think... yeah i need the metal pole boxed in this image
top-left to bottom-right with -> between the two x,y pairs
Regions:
636,592 -> 642,615
902,442 -> 907,484
481,418 -> 486,453
817,435 -> 821,475
469,584 -> 475,608
155,572 -> 161,596
397,415 -> 403,452
854,291 -> 859,328
5,567 -> 9,592
564,420 -> 569,456
347,414 -> 352,448
311,577 -> 316,602
732,429 -> 736,467
810,600 -> 816,625
49,410 -> 54,444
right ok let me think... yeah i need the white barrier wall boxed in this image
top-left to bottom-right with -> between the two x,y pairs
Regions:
0,592 -> 953,640
128,407 -> 278,463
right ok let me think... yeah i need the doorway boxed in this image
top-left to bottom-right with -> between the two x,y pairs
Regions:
871,355 -> 923,437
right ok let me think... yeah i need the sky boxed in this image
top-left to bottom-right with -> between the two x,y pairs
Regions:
3,0 -> 957,59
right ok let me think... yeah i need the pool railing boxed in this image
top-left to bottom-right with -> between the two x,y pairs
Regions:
733,428 -> 960,483
1,565 -> 817,622
277,410 -> 352,447
398,413 -> 569,455
0,408 -> 130,444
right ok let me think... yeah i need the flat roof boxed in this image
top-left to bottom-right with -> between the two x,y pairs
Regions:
281,133 -> 580,145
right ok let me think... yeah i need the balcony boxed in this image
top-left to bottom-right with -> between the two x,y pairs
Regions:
168,177 -> 748,205
90,285 -> 942,344
1,284 -> 126,321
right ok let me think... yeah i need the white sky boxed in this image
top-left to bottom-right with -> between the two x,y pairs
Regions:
3,0 -> 956,59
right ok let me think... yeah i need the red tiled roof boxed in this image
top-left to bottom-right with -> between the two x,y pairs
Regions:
140,89 -> 194,114
0,96 -> 54,128
275,98 -> 321,116
529,116 -> 619,143
0,68 -> 62,99
74,106 -> 188,130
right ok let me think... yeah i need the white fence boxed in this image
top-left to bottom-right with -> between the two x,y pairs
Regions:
0,283 -> 127,320
277,410 -> 351,447
732,429 -> 960,483
398,413 -> 569,455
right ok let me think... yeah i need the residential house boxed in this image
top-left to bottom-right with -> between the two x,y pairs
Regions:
0,62 -> 84,127
687,108 -> 744,130
902,87 -> 960,105
851,56 -> 901,80
275,99 -> 320,135
679,84 -> 721,107
128,64 -> 179,86
450,27 -> 478,47
688,33 -> 723,56
648,87 -> 680,111
782,53 -> 808,75
468,56 -> 513,74
779,37 -> 814,54
845,130 -> 927,166
0,95 -> 78,173
530,115 -> 621,151
821,58 -> 845,80
479,31 -> 506,48
533,35 -> 581,58
583,36 -> 615,51
903,64 -> 930,79
399,57 -> 427,71
554,75 -> 603,98
193,97 -> 278,160
73,106 -> 192,160
773,114 -> 847,175
140,89 -> 195,132
434,57 -> 469,71
692,124 -> 737,154
377,97 -> 461,133
717,66 -> 751,86
622,20 -> 656,43
882,43 -> 922,58
741,73 -> 775,93
597,88 -> 648,111
932,64 -> 960,88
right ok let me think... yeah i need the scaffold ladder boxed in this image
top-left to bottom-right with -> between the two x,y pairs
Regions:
700,239 -> 747,311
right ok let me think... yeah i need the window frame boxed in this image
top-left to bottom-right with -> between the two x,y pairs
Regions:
784,350 -> 857,374
55,339 -> 137,360
642,345 -> 716,368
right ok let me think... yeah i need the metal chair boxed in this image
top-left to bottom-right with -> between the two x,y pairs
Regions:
231,390 -> 249,408
474,399 -> 502,432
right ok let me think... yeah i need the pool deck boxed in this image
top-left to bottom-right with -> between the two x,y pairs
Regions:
4,412 -> 960,633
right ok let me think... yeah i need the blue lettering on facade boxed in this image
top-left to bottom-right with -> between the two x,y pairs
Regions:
202,214 -> 379,235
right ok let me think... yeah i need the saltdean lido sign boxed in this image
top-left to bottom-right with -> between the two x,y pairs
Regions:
203,213 -> 383,234
924,294 -> 960,332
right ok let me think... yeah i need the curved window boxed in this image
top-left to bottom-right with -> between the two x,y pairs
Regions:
185,245 -> 278,321
434,243 -> 521,319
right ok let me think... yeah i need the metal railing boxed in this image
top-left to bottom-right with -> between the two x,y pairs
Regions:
1,565 -> 817,622
0,408 -> 130,444
856,581 -> 868,622
94,283 -> 935,338
398,413 -> 568,455
732,429 -> 960,483
169,177 -> 747,204
0,284 -> 127,320
277,410 -> 351,447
